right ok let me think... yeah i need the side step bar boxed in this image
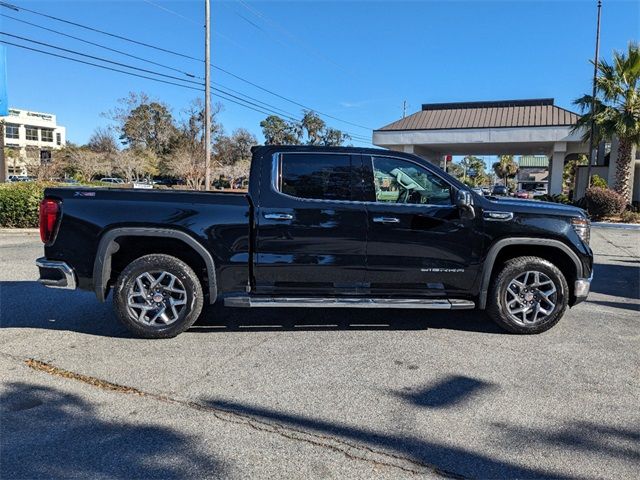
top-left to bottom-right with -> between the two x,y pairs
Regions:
224,297 -> 475,310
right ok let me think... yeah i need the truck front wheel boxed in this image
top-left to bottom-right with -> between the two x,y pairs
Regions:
114,254 -> 203,339
487,256 -> 569,334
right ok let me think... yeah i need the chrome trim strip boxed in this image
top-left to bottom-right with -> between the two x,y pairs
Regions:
483,211 -> 514,221
264,212 -> 293,220
372,216 -> 400,224
225,296 -> 475,309
36,257 -> 76,290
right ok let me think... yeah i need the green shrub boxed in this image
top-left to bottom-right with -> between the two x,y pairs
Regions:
584,187 -> 627,218
620,210 -> 640,224
591,174 -> 608,189
0,182 -> 47,228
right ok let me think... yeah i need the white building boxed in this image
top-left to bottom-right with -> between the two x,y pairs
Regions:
1,108 -> 67,176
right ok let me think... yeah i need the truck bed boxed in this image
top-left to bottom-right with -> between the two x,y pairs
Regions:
44,187 -> 251,293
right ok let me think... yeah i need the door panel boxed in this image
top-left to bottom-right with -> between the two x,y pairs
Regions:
255,152 -> 367,295
363,155 -> 482,297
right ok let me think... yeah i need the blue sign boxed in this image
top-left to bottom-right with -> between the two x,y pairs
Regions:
0,46 -> 7,116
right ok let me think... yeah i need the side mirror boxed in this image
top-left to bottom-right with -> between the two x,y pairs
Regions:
456,190 -> 475,219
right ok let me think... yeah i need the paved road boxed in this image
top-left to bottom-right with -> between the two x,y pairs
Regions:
1,228 -> 639,479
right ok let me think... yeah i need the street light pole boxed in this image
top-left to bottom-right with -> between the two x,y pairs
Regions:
586,0 -> 602,188
204,0 -> 211,191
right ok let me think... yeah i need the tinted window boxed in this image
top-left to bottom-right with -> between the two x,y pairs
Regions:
5,124 -> 18,139
280,153 -> 352,201
26,127 -> 38,141
371,156 -> 452,205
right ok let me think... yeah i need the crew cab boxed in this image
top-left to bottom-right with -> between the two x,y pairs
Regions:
36,146 -> 593,338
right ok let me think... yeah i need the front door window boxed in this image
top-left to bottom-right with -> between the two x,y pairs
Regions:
372,156 -> 452,205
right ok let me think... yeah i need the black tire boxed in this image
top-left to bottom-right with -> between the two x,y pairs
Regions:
114,254 -> 203,339
487,256 -> 569,334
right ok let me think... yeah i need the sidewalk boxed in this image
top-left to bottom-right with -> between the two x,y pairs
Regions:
0,228 -> 39,235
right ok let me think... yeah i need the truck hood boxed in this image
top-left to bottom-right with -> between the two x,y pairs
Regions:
483,197 -> 587,218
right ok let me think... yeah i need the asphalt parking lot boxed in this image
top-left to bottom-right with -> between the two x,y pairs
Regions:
1,227 -> 639,479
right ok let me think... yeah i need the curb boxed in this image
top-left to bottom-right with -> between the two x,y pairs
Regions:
592,222 -> 640,231
0,228 -> 39,235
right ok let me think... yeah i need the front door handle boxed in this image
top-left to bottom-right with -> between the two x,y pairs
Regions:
264,212 -> 293,221
373,216 -> 400,224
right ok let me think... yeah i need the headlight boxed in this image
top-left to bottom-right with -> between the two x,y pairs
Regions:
571,218 -> 590,245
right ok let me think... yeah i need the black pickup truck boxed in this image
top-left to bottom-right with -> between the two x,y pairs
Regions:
36,145 -> 593,338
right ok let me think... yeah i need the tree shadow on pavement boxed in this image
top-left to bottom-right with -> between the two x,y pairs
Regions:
590,263 -> 640,299
0,281 -> 127,337
1,281 -> 505,336
201,397 -> 578,480
491,420 -> 640,466
0,381 -> 226,479
391,375 -> 497,409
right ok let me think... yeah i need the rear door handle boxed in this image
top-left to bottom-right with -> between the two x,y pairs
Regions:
373,216 -> 400,224
264,212 -> 293,221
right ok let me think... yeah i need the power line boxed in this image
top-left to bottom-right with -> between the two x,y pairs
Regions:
233,0 -> 351,75
0,1 -> 202,62
211,64 -> 372,131
0,13 -> 202,79
0,0 -> 373,132
141,0 -> 200,26
141,0 -> 250,52
0,40 -> 203,91
0,31 -> 204,86
0,14 -> 300,120
0,38 -> 371,142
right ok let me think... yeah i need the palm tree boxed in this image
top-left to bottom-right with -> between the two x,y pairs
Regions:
574,42 -> 640,203
492,155 -> 519,186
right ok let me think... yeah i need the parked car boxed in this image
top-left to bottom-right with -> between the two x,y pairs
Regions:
515,189 -> 531,199
8,175 -> 33,182
532,187 -> 548,198
100,177 -> 125,185
491,185 -> 509,196
36,146 -> 593,338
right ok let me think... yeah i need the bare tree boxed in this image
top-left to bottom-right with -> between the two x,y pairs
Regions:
166,149 -> 205,190
115,149 -> 146,183
87,127 -> 120,154
56,145 -> 111,182
214,158 -> 251,189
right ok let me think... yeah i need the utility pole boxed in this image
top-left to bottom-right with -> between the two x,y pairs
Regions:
402,100 -> 407,119
585,0 -> 602,188
204,0 -> 211,191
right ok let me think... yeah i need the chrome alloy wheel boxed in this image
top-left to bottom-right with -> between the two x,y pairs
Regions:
504,270 -> 558,326
126,271 -> 188,326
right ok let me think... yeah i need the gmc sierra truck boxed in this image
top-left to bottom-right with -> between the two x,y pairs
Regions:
36,146 -> 593,338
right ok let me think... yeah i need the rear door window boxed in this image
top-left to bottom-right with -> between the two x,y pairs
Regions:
280,153 -> 353,201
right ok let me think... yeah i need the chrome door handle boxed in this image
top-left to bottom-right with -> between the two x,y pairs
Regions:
373,216 -> 400,224
264,212 -> 293,221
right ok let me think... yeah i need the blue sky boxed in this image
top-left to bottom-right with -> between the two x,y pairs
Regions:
1,0 -> 638,147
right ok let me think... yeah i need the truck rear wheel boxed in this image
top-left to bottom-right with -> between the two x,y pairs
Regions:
487,256 -> 569,334
114,254 -> 203,339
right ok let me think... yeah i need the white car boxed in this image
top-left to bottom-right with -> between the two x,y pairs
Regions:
532,188 -> 548,198
100,177 -> 125,185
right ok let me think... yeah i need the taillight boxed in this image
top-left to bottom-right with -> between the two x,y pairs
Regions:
39,198 -> 60,244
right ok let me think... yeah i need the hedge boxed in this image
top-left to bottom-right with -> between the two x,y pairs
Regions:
584,187 -> 627,219
0,182 -> 47,228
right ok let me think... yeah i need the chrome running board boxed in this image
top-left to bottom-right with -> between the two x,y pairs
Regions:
224,296 -> 475,310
